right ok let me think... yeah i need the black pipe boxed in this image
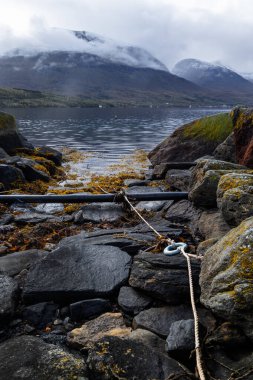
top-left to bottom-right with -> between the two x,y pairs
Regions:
0,192 -> 188,204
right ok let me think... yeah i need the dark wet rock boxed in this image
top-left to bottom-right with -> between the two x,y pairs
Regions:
125,185 -> 163,194
0,164 -> 25,189
0,224 -> 15,234
152,163 -> 173,179
136,200 -> 166,212
15,157 -> 50,182
124,179 -> 150,187
198,209 -> 230,240
0,249 -> 48,277
129,252 -> 200,304
200,217 -> 253,340
14,212 -> 59,224
0,335 -> 86,380
67,312 -> 126,349
213,132 -> 236,163
118,286 -> 153,315
133,305 -> 193,338
166,319 -> 195,352
70,299 -> 112,321
0,275 -> 19,319
165,169 -> 191,191
87,328 -> 193,380
74,202 -> 125,224
23,302 -> 58,329
0,214 -> 14,225
0,112 -> 33,153
0,147 -> 10,159
23,244 -> 132,304
35,146 -> 62,165
232,106 -> 253,168
205,322 -> 247,348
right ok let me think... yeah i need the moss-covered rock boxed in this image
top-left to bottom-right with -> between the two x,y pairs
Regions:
0,111 -> 33,153
217,172 -> 253,206
200,217 -> 253,340
149,113 -> 233,165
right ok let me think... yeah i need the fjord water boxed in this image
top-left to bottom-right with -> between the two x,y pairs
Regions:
6,107 -> 229,168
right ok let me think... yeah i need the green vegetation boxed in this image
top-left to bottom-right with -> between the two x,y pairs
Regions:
182,112 -> 233,142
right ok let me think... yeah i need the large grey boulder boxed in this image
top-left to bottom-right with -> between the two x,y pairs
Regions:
0,275 -> 19,319
198,209 -> 230,240
23,244 -> 132,303
200,217 -> 253,340
166,319 -> 195,352
129,252 -> 200,303
217,172 -> 253,206
213,132 -> 236,163
0,335 -> 86,379
0,249 -> 47,276
165,169 -> 191,191
0,164 -> 25,189
220,186 -> 253,226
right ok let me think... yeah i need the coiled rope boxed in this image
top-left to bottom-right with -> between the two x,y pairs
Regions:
122,191 -> 206,380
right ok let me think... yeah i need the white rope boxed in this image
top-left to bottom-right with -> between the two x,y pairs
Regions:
180,246 -> 206,380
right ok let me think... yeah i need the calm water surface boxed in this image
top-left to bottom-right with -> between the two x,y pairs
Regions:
4,107 -> 230,168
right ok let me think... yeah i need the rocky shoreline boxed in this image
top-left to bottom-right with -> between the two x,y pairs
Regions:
0,108 -> 253,379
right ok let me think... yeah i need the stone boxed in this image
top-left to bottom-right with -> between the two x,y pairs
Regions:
136,200 -> 166,212
129,252 -> 200,303
0,112 -> 33,153
0,275 -> 19,319
14,212 -> 59,224
23,302 -> 58,329
74,202 -> 125,223
67,312 -> 126,349
220,185 -> 253,226
15,157 -> 50,182
166,319 -> 195,352
125,185 -> 163,195
200,217 -> 253,340
23,244 -> 132,304
124,179 -> 150,187
0,164 -> 25,189
34,146 -> 63,165
196,239 -> 218,256
198,210 -> 230,240
0,214 -> 14,225
205,322 -> 247,348
0,147 -> 10,160
232,106 -> 253,167
118,286 -> 153,315
217,172 -> 253,205
165,169 -> 191,191
0,249 -> 48,276
213,132 -> 236,163
87,328 -> 193,380
34,203 -> 64,214
165,200 -> 201,236
148,113 -> 233,166
133,306 -> 193,338
70,299 -> 112,321
0,335 -> 86,379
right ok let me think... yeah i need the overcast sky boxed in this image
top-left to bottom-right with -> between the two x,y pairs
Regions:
0,0 -> 253,72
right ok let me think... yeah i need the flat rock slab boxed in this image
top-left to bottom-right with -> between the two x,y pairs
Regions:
129,251 -> 200,304
0,249 -> 48,276
0,275 -> 19,319
70,299 -> 112,321
136,200 -> 167,212
0,335 -> 86,380
74,202 -> 125,223
125,185 -> 162,194
133,305 -> 193,338
118,286 -> 153,315
87,328 -> 193,380
23,244 -> 132,304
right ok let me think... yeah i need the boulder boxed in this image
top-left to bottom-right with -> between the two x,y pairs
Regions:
197,238 -> 218,256
166,319 -> 195,352
213,132 -> 236,163
125,185 -> 163,195
23,244 -> 132,303
136,200 -> 166,212
34,146 -> 62,165
0,335 -> 86,379
129,252 -> 200,303
0,147 -> 10,160
149,113 -> 233,166
15,157 -> 50,182
232,106 -> 253,167
118,286 -> 153,315
70,299 -> 112,321
205,322 -> 247,348
67,312 -> 126,349
0,164 -> 25,189
217,172 -> 253,205
198,210 -> 230,240
87,328 -> 193,380
165,169 -> 191,191
34,203 -> 64,214
0,112 -> 33,153
74,202 -> 125,224
0,249 -> 48,276
200,217 -> 253,340
133,305 -> 193,338
0,275 -> 19,319
23,302 -> 58,328
14,212 -> 60,224
220,186 -> 253,226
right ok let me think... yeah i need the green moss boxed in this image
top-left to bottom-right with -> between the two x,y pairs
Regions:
182,112 -> 233,142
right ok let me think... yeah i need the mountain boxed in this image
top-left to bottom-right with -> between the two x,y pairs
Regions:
241,73 -> 253,83
172,59 -> 253,93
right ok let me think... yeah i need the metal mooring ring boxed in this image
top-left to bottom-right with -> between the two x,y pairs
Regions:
163,242 -> 188,256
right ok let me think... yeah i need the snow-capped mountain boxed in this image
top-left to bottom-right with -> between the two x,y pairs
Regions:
172,58 -> 253,92
241,72 -> 253,83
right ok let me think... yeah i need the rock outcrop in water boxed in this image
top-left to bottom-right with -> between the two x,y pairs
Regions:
1,107 -> 253,379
